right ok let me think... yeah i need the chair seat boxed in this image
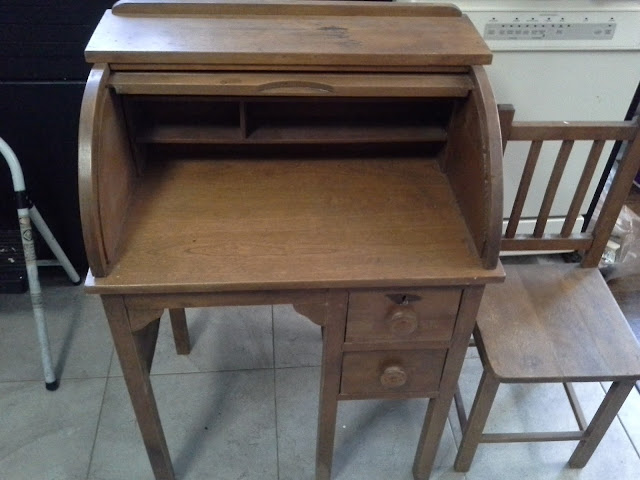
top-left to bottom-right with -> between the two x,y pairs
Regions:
476,263 -> 640,382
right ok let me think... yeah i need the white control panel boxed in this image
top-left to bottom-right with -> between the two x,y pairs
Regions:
395,1 -> 640,50
469,10 -> 640,51
471,11 -> 640,50
485,21 -> 616,41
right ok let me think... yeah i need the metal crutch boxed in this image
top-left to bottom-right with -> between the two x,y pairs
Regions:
1,136 -> 81,390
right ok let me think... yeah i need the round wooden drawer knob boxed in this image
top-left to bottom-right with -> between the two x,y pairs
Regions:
380,365 -> 408,389
387,305 -> 418,336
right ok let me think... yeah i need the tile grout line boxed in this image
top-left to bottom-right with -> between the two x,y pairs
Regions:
105,366 -> 278,380
85,347 -> 115,480
0,366 -> 321,384
272,305 -> 281,480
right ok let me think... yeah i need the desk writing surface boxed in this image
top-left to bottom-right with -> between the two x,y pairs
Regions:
86,157 -> 503,294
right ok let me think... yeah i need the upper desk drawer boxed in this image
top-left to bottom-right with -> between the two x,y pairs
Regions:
109,72 -> 474,98
346,288 -> 461,344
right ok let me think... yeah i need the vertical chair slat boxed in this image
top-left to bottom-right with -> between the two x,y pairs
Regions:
504,140 -> 543,238
560,140 -> 606,237
498,104 -> 515,153
582,127 -> 640,267
501,116 -> 637,254
533,140 -> 574,237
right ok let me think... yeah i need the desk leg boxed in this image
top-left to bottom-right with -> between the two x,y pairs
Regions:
413,287 -> 484,480
102,296 -> 175,480
316,291 -> 348,480
169,308 -> 191,355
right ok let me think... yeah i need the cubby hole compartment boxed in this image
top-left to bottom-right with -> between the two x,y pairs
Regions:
244,98 -> 452,144
126,96 -> 243,144
125,96 -> 455,147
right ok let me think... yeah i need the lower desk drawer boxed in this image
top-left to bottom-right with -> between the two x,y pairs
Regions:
340,349 -> 447,396
346,288 -> 461,344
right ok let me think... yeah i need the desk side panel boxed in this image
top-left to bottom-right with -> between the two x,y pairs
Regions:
79,65 -> 137,277
444,66 -> 503,269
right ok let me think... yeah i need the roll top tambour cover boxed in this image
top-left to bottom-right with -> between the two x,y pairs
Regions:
85,0 -> 492,71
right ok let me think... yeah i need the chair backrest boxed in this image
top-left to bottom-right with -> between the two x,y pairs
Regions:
498,104 -> 640,268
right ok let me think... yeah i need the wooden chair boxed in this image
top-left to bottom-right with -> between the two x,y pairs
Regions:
453,105 -> 640,472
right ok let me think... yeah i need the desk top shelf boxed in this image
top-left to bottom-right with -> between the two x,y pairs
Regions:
86,157 -> 502,294
86,0 -> 491,71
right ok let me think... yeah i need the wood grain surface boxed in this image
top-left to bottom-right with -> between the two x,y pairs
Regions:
443,67 -> 503,269
86,157 -> 503,293
111,0 -> 462,17
78,64 -> 137,277
85,5 -> 491,68
109,72 -> 475,97
340,349 -> 447,396
477,264 -> 640,381
345,287 -> 461,344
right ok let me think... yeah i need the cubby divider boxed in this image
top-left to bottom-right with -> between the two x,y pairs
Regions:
126,96 -> 454,149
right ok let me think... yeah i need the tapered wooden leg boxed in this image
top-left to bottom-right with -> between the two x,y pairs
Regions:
316,292 -> 348,480
169,308 -> 191,355
453,383 -> 468,431
412,397 -> 451,480
102,296 -> 175,480
413,287 -> 484,480
454,370 -> 500,472
568,381 -> 634,468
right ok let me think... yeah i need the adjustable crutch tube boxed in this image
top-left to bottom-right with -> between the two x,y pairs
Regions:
0,137 -> 60,390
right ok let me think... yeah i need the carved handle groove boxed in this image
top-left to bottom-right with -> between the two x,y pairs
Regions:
258,81 -> 334,94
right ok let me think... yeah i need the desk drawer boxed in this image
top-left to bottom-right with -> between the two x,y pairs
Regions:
340,350 -> 446,396
346,288 -> 460,343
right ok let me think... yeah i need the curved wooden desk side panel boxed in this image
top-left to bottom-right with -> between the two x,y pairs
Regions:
444,66 -> 503,269
79,65 -> 137,277
78,65 -> 109,276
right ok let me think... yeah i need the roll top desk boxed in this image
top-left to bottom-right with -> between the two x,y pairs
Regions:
79,1 -> 505,479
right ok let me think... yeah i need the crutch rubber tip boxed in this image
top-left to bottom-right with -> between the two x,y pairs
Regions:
72,279 -> 82,286
45,380 -> 59,391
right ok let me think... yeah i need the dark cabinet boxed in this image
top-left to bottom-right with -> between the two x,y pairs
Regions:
0,0 -> 114,270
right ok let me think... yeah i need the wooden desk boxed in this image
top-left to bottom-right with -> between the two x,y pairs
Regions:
79,2 -> 505,479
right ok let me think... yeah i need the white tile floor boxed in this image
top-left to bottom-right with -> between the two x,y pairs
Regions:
1,271 -> 639,480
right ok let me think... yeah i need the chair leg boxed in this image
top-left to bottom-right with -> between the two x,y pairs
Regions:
568,380 -> 634,468
169,308 -> 191,355
453,383 -> 468,430
454,370 -> 500,472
